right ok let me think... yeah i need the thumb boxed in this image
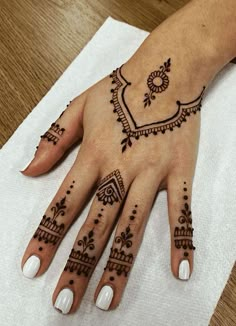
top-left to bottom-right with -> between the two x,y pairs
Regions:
21,92 -> 86,177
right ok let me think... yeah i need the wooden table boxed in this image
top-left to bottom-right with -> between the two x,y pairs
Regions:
0,1 -> 235,324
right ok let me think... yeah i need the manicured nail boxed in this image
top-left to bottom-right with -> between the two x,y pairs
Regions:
22,255 -> 40,278
96,285 -> 113,310
178,260 -> 190,280
54,288 -> 74,314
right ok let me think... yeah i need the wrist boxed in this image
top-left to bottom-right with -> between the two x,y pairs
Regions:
161,0 -> 236,70
127,0 -> 236,90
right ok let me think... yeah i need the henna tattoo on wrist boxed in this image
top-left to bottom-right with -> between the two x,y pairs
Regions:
96,169 -> 125,205
174,182 -> 195,257
64,229 -> 96,277
144,58 -> 171,108
33,181 -> 75,246
110,66 -> 205,152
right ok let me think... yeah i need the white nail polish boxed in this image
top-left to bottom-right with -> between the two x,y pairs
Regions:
54,288 -> 74,314
96,285 -> 113,310
179,260 -> 190,280
22,255 -> 40,279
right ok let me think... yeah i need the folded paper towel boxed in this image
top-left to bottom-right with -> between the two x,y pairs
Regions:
0,17 -> 236,326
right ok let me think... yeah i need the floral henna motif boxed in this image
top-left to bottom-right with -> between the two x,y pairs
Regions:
105,226 -> 134,277
110,66 -> 205,152
144,58 -> 171,107
174,182 -> 195,257
105,206 -> 137,277
33,181 -> 75,248
64,230 -> 96,277
96,169 -> 125,205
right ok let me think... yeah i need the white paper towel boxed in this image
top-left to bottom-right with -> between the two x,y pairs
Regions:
0,17 -> 235,326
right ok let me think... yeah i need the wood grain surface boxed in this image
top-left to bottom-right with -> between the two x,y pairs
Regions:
0,0 -> 235,324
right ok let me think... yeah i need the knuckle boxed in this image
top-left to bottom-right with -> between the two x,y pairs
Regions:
83,214 -> 110,236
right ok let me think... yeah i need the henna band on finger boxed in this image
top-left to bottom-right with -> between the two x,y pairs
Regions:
174,182 -> 196,258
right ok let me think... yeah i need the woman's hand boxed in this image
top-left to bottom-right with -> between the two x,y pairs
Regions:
21,0 -> 236,314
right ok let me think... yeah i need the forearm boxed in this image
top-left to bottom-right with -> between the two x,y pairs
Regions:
157,0 -> 236,68
126,0 -> 236,91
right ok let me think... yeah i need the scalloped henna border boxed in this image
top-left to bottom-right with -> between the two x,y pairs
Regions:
109,66 -> 205,152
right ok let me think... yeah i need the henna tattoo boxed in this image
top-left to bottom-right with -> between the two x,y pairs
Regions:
33,215 -> 65,245
33,181 -> 75,245
39,101 -> 71,147
105,206 -> 137,277
94,208 -> 104,225
69,280 -> 74,285
144,58 -> 171,107
110,66 -> 205,152
64,230 -> 96,277
105,225 -> 134,277
51,197 -> 67,220
129,204 -> 138,221
96,170 -> 125,205
59,100 -> 71,119
174,182 -> 195,256
40,122 -> 65,145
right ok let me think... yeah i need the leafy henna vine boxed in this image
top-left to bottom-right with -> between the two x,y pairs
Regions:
105,226 -> 134,277
105,206 -> 137,277
110,66 -> 205,152
174,182 -> 196,257
96,169 -> 125,205
144,58 -> 171,107
33,181 -> 75,247
64,229 -> 96,277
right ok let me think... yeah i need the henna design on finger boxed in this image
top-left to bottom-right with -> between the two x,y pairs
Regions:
174,182 -> 196,256
64,230 -> 96,277
144,58 -> 171,107
129,204 -> 138,221
105,225 -> 134,277
94,208 -> 104,225
33,181 -> 75,246
105,205 -> 138,277
40,123 -> 65,145
38,101 -> 71,147
58,100 -> 72,119
110,66 -> 205,152
96,170 -> 125,205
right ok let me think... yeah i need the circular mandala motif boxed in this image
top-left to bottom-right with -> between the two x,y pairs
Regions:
147,70 -> 169,93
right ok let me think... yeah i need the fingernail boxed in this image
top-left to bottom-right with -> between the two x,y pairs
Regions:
96,285 -> 113,310
22,255 -> 41,278
178,260 -> 190,280
20,161 -> 32,174
54,288 -> 74,314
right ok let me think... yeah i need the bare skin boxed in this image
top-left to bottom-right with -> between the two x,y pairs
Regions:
21,0 -> 236,313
